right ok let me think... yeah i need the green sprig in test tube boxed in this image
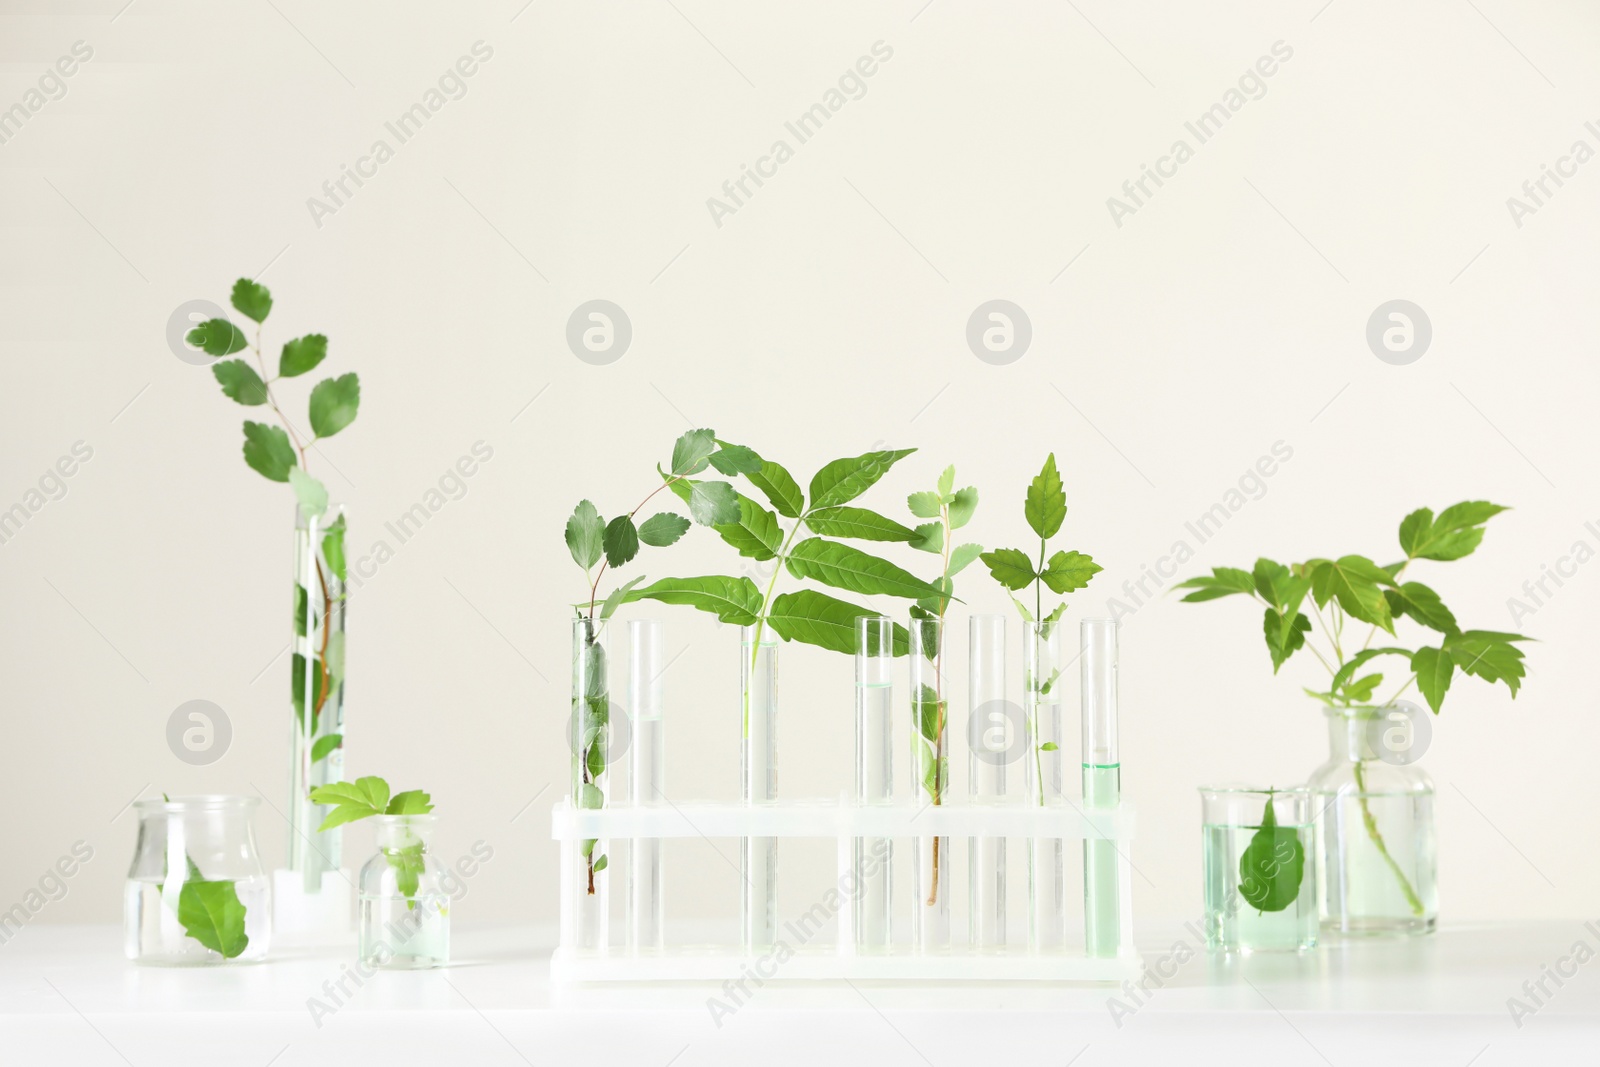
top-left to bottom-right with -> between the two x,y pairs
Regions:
1081,618 -> 1122,957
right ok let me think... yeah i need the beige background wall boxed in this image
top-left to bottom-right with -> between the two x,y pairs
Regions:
2,0 -> 1597,931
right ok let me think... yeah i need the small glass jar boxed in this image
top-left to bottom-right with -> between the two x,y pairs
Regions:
358,814 -> 450,969
1307,706 -> 1438,936
124,796 -> 271,965
1199,786 -> 1318,953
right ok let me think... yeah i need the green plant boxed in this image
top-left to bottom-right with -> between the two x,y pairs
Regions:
309,777 -> 434,906
562,429 -> 752,893
1176,500 -> 1532,914
978,454 -> 1103,803
157,794 -> 249,959
190,279 -> 358,769
1237,792 -> 1305,915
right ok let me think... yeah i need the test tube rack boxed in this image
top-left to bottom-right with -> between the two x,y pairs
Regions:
549,796 -> 1140,983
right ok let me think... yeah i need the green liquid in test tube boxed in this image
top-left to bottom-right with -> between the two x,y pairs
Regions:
1081,618 -> 1122,958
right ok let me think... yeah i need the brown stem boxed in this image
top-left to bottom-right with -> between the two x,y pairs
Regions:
586,476 -> 682,620
311,557 -> 334,728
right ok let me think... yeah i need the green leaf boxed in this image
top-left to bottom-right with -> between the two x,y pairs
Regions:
599,575 -> 647,621
602,515 -> 639,568
785,538 -> 947,601
1410,646 -> 1455,714
241,421 -> 296,482
909,522 -> 943,553
591,854 -> 609,874
1039,550 -> 1101,594
288,468 -> 328,519
1328,647 -> 1413,698
389,843 -> 426,905
688,480 -> 741,526
177,879 -> 250,958
713,492 -> 784,559
353,776 -> 391,812
670,428 -> 717,476
948,486 -> 978,529
386,789 -> 435,815
621,575 -> 763,625
231,278 -> 272,323
745,459 -> 804,518
1252,558 -> 1310,617
1444,630 -> 1528,697
907,491 -> 942,519
707,444 -> 763,475
1040,741 -> 1059,751
211,359 -> 269,405
637,512 -> 691,547
186,318 -> 248,356
805,506 -> 915,543
936,466 -> 955,497
1309,556 -> 1395,633
308,373 -> 360,438
1262,609 -> 1311,673
322,514 -> 347,583
1400,501 -> 1510,562
767,589 -> 910,656
295,585 -> 308,638
1237,798 -> 1305,914
311,733 -> 342,763
1343,673 -> 1383,704
808,448 -> 916,510
279,334 -> 328,377
980,547 -> 1036,591
1175,567 -> 1257,602
1024,453 -> 1066,540
913,683 -> 944,743
1384,581 -> 1458,635
947,543 -> 984,578
575,783 -> 604,809
565,500 -> 604,570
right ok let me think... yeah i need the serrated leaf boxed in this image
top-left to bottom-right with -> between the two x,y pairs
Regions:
1410,646 -> 1454,713
637,512 -> 691,547
785,538 -> 946,601
707,444 -> 763,475
242,421 -> 296,482
1384,581 -> 1458,635
386,789 -> 435,815
808,448 -> 916,510
948,486 -> 978,529
599,575 -> 647,620
231,278 -> 272,323
688,480 -> 741,526
947,543 -> 984,577
1329,647 -> 1412,698
308,373 -> 360,438
767,589 -> 910,655
1262,609 -> 1311,673
565,500 -> 604,570
1238,799 -> 1305,914
909,522 -> 943,553
621,575 -> 763,625
1309,556 -> 1394,633
1039,549 -> 1101,594
1175,567 -> 1256,602
745,459 -> 804,518
907,491 -> 942,519
1343,673 -> 1383,704
176,879 -> 250,958
1444,630 -> 1527,697
1252,558 -> 1310,617
322,513 -> 347,582
980,547 -> 1036,591
279,334 -> 328,377
805,506 -> 915,542
1025,453 -> 1066,540
670,429 -> 718,476
937,465 -> 955,497
1400,501 -> 1510,562
186,318 -> 248,356
211,359 -> 269,405
603,515 -> 639,568
288,468 -> 328,519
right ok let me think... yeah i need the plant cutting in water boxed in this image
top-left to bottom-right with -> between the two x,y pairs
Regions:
189,279 -> 358,771
1237,792 -> 1305,914
563,428 -> 752,893
1176,501 -> 1532,915
157,795 -> 250,959
901,465 -> 982,900
309,778 -> 434,907
978,454 -> 1103,804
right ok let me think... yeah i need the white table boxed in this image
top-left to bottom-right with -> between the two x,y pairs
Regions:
2,923 -> 1595,1065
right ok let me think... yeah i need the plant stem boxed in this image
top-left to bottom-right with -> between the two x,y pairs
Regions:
1351,759 -> 1424,916
586,477 -> 684,619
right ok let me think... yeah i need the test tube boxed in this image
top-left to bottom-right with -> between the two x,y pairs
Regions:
1081,618 -> 1122,957
853,616 -> 894,950
967,613 -> 1008,950
626,619 -> 664,953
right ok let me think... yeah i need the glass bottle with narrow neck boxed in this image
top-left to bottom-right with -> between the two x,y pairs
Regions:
1081,618 -> 1122,957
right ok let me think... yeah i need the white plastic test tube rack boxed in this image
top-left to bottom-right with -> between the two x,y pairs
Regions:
550,797 -> 1140,982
